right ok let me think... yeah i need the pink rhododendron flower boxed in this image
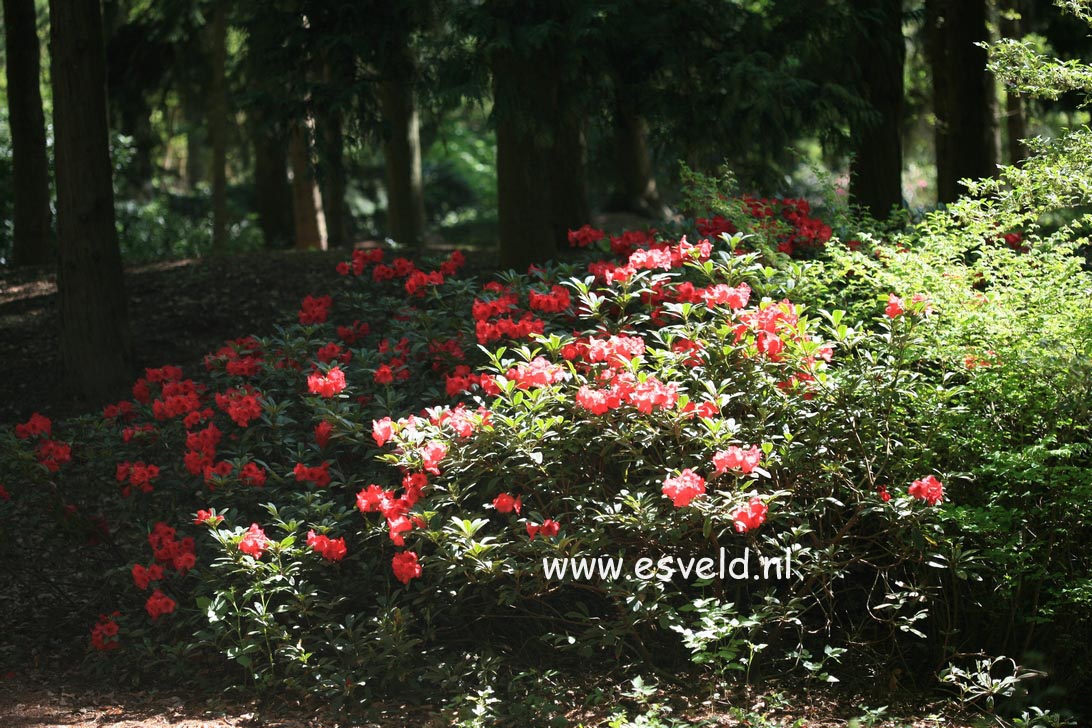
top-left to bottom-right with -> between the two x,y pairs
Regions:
712,445 -> 762,476
239,523 -> 270,558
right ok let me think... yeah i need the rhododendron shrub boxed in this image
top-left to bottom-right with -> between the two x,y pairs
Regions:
3,180 -> 1089,709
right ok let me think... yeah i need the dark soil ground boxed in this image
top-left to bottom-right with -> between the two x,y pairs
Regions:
0,249 -> 349,426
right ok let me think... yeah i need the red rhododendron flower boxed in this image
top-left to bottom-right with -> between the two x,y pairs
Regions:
492,493 -> 522,514
299,294 -> 333,325
505,357 -> 565,389
36,439 -> 71,472
239,523 -> 271,558
90,613 -> 120,651
294,461 -> 332,488
15,412 -> 52,440
731,497 -> 768,533
908,474 -> 944,505
374,364 -> 395,385
194,509 -> 223,526
315,421 -> 333,449
131,563 -> 165,590
526,519 -> 560,540
712,445 -> 762,476
884,294 -> 905,318
0,485 -> 9,502
877,485 -> 891,502
392,551 -> 422,584
240,462 -> 267,487
662,469 -> 707,507
145,589 -> 176,620
307,366 -> 346,397
306,530 -> 348,561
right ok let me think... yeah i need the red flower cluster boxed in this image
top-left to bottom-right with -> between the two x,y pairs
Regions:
116,461 -> 160,497
306,530 -> 348,562
239,523 -> 271,558
132,562 -> 165,590
307,366 -> 347,397
214,386 -> 263,427
145,589 -> 176,620
712,445 -> 762,476
294,461 -> 332,488
148,522 -> 196,573
356,474 -> 427,547
299,294 -> 333,325
731,496 -> 769,533
15,413 -> 71,472
90,612 -> 120,651
505,357 -> 566,389
493,493 -> 522,514
662,469 -> 707,507
391,551 -> 422,585
567,224 -> 606,248
526,519 -> 560,540
909,475 -> 944,505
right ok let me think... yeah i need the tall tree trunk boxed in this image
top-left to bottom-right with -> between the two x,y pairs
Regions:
209,0 -> 229,252
183,90 -> 207,192
849,0 -> 905,219
3,0 -> 54,266
316,67 -> 351,248
49,0 -> 133,400
493,48 -> 557,271
379,57 -> 427,249
252,119 -> 294,248
550,109 -> 590,248
288,122 -> 327,251
1001,0 -> 1028,164
926,0 -> 997,204
610,105 -> 663,217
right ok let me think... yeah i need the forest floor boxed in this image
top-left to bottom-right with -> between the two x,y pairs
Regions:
0,670 -> 985,727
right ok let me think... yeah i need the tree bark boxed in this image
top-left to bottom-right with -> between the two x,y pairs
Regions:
252,119 -> 294,248
183,90 -> 207,193
209,0 -> 229,252
1001,0 -> 1028,164
550,109 -> 590,248
3,0 -> 54,266
379,65 -> 427,249
610,106 -> 663,217
288,121 -> 327,251
849,0 -> 905,219
926,0 -> 997,203
49,0 -> 133,400
316,70 -> 351,248
493,48 -> 557,271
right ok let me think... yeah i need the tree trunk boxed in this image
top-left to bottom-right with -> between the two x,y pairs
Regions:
1001,0 -> 1028,164
849,0 -> 905,219
209,0 -> 229,252
610,106 -> 663,217
379,68 -> 427,249
550,109 -> 590,248
316,74 -> 351,248
288,121 -> 327,251
48,0 -> 133,401
252,119 -> 294,248
926,0 -> 997,203
493,48 -> 557,271
3,0 -> 54,266
183,90 -> 207,192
